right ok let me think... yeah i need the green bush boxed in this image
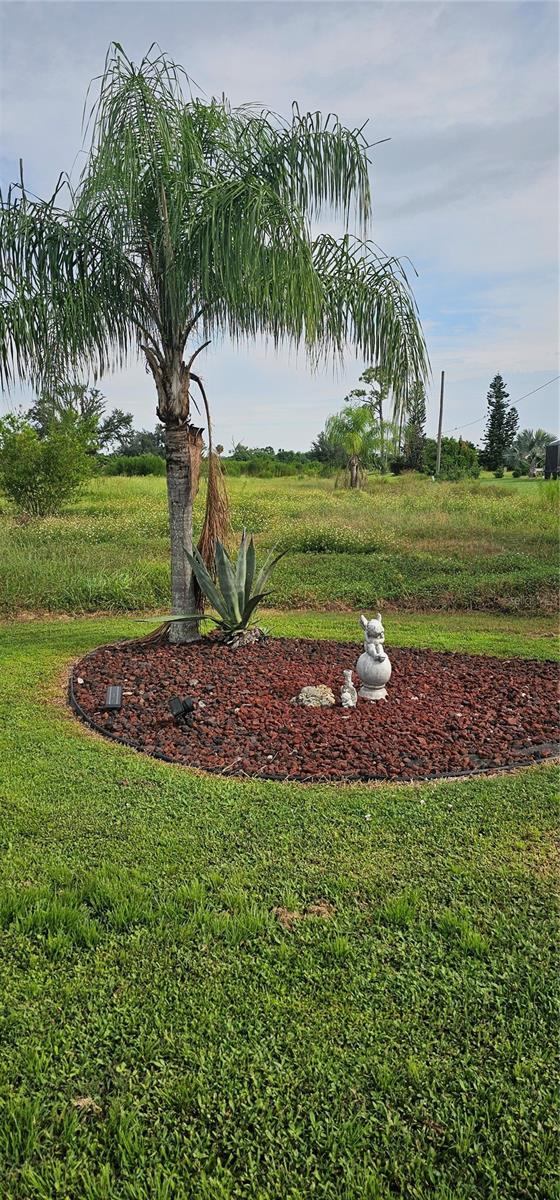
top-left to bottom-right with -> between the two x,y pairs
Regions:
221,459 -> 250,477
103,453 -> 166,476
424,436 -> 479,479
222,457 -> 321,479
0,415 -> 90,516
494,467 -> 505,479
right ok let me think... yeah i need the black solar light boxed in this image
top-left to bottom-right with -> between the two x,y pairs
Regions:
104,685 -> 123,711
168,696 -> 195,720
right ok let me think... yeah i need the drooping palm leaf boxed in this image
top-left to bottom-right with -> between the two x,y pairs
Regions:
1,43 -> 428,396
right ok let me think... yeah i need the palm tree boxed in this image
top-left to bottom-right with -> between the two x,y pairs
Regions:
325,405 -> 380,488
0,43 -> 428,640
507,429 -> 554,476
345,366 -> 394,472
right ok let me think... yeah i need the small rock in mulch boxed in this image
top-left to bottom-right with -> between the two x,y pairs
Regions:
291,685 -> 336,708
69,636 -> 559,783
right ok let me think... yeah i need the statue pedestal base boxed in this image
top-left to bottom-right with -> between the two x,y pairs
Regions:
359,683 -> 388,702
356,649 -> 392,702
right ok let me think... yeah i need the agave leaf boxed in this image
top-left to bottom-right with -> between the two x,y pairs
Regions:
244,535 -> 256,607
215,540 -> 242,624
185,547 -> 231,622
254,547 -> 286,596
242,591 -> 271,623
235,528 -> 247,612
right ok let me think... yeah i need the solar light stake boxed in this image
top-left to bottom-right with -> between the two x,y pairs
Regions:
104,685 -> 123,711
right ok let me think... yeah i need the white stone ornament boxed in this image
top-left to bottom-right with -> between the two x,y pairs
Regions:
340,670 -> 357,708
356,612 -> 392,701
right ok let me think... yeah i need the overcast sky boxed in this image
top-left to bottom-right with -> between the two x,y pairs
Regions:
1,0 -> 558,449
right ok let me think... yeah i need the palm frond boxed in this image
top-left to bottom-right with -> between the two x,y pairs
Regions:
1,41 -> 427,408
0,184 -> 151,389
312,234 -> 430,403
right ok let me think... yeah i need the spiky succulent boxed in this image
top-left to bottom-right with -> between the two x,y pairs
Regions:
185,530 -> 284,636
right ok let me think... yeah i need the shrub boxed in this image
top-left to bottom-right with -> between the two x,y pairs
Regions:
103,453 -> 166,476
0,415 -> 90,516
494,467 -> 504,479
424,436 -> 479,479
222,457 -> 321,479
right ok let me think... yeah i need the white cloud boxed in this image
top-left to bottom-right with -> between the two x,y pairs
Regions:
0,0 -> 558,443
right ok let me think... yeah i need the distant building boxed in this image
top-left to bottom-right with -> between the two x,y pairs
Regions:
544,438 -> 560,479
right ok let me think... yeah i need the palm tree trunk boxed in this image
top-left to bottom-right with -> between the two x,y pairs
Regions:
349,455 -> 360,489
165,424 -> 203,643
145,348 -> 204,644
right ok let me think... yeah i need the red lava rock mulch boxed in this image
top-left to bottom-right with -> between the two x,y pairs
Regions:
69,636 -> 559,783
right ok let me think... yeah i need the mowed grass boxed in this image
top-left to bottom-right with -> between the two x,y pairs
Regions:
0,616 -> 559,1199
0,472 -> 558,615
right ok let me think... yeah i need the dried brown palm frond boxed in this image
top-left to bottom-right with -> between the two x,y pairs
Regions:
197,449 -> 231,574
190,370 -> 231,604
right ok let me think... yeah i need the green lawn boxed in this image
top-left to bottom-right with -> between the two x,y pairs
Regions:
0,472 -> 557,615
0,615 -> 558,1199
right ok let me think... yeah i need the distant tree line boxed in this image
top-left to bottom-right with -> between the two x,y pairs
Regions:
0,372 -> 555,517
313,370 -> 554,485
310,369 -> 475,484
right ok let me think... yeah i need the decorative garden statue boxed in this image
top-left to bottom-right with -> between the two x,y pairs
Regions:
356,612 -> 392,700
360,613 -> 386,660
340,670 -> 357,708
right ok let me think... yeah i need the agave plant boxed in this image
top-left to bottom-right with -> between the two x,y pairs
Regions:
185,530 -> 284,638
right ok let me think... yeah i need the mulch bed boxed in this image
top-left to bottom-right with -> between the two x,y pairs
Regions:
68,635 -> 559,783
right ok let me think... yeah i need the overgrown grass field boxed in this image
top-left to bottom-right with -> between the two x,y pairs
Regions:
0,473 -> 558,615
0,616 -> 559,1199
1,472 -> 558,1195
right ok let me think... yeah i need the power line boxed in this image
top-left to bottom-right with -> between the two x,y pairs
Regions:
442,374 -> 560,436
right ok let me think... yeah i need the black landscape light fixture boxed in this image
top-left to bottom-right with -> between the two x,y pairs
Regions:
168,696 -> 196,721
104,685 -> 123,711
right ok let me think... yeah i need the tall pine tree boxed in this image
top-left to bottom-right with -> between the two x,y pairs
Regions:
403,380 -> 427,470
481,375 -> 518,470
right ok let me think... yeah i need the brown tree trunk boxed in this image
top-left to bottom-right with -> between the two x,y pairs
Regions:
349,455 -> 360,489
144,348 -> 205,644
165,423 -> 203,643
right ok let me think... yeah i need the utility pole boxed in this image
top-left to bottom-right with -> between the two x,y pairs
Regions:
435,370 -> 445,476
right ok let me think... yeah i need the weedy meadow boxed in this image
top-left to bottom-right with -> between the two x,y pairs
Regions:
0,472 -> 557,615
